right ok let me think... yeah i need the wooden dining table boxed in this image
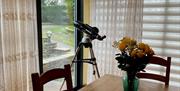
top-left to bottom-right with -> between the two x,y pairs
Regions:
78,74 -> 180,91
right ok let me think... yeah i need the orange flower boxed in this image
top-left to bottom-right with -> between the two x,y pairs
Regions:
137,50 -> 145,58
130,49 -> 137,58
118,42 -> 126,51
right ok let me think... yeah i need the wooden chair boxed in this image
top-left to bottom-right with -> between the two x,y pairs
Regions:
31,64 -> 73,91
136,56 -> 171,86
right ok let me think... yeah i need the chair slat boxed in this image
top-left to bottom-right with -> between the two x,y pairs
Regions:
137,56 -> 171,86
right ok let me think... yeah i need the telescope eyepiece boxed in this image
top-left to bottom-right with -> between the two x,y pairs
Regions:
92,27 -> 99,34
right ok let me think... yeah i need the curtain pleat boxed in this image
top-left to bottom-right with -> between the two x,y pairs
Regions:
0,0 -> 39,91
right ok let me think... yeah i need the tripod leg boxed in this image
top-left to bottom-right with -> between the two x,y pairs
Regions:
60,44 -> 83,91
92,64 -> 97,79
94,63 -> 100,78
89,48 -> 100,78
71,44 -> 83,65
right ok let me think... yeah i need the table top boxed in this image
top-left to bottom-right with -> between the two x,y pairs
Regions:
79,74 -> 180,91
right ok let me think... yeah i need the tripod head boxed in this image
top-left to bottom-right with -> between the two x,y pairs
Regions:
74,21 -> 106,41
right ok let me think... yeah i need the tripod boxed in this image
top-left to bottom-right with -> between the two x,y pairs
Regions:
60,21 -> 106,90
60,35 -> 100,91
71,35 -> 100,78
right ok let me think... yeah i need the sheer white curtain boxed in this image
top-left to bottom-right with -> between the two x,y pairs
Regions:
0,0 -> 39,91
88,0 -> 144,83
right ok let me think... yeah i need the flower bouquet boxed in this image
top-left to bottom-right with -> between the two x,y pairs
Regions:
113,37 -> 155,91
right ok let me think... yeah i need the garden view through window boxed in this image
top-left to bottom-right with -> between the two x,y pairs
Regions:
41,0 -> 75,90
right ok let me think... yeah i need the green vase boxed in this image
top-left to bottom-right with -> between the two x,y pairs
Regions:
123,74 -> 139,91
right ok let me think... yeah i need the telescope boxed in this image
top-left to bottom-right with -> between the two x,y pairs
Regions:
72,21 -> 106,79
74,21 -> 106,41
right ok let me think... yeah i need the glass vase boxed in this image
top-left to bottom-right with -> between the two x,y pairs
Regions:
123,72 -> 139,91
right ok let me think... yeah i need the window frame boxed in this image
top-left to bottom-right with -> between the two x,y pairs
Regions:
36,0 -> 84,89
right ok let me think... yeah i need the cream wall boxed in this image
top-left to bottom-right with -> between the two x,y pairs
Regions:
83,0 -> 90,85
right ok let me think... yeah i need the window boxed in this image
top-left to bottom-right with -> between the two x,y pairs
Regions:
40,0 -> 75,90
142,0 -> 180,87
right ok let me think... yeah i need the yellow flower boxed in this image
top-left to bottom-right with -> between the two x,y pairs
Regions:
114,36 -> 155,72
121,37 -> 131,44
115,36 -> 154,59
130,49 -> 137,58
130,39 -> 137,46
144,44 -> 151,53
138,43 -> 146,50
118,42 -> 126,51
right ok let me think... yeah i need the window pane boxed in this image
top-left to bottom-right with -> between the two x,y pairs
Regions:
41,0 -> 75,90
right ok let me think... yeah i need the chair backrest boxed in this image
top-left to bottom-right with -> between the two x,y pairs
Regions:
31,64 -> 73,91
136,56 -> 171,86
